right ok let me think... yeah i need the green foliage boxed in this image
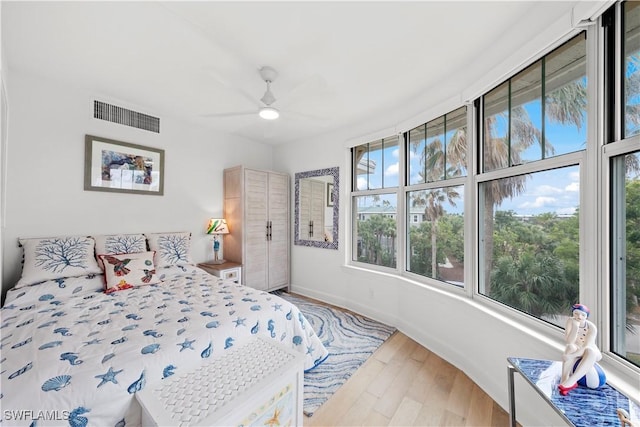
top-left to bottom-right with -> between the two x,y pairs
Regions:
626,180 -> 640,308
488,210 -> 579,318
356,214 -> 396,268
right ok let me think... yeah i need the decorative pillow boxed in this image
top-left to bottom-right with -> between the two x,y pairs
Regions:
99,251 -> 160,293
144,232 -> 194,267
93,233 -> 147,270
16,236 -> 102,288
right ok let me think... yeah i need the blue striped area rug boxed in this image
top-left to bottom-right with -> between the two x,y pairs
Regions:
274,291 -> 396,416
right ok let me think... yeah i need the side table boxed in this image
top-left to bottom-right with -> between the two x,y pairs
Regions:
197,261 -> 242,284
507,357 -> 639,427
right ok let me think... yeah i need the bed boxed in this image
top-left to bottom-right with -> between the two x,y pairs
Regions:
0,233 -> 328,427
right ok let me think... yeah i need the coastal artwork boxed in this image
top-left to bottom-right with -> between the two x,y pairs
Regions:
84,135 -> 164,195
102,149 -> 153,188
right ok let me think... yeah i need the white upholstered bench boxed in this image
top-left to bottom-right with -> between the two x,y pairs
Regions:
136,337 -> 304,426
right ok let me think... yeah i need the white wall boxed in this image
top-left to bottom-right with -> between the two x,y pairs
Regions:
1,70 -> 274,297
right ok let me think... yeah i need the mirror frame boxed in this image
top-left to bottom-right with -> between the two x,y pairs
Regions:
294,166 -> 339,249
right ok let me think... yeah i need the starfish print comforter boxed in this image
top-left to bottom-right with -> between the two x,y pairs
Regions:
0,266 -> 328,427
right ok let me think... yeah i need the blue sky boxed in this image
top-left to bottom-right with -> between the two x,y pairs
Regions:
360,106 -> 584,217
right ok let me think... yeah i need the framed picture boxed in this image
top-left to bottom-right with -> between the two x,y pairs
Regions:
327,182 -> 334,207
84,135 -> 164,195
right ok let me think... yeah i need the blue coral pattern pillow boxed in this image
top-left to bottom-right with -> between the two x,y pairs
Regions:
99,251 -> 160,293
93,233 -> 147,270
16,236 -> 102,288
144,232 -> 194,268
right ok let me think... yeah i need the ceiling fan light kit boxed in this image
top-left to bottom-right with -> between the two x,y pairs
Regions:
259,106 -> 279,120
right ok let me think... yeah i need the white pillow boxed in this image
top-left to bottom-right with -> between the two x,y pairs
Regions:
16,236 -> 102,288
93,233 -> 147,270
99,251 -> 160,293
144,232 -> 194,267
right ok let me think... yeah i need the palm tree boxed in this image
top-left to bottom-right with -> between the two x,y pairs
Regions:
491,252 -> 568,319
482,79 -> 586,295
410,127 -> 465,278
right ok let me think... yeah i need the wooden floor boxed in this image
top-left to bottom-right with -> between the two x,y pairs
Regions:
304,330 -> 512,427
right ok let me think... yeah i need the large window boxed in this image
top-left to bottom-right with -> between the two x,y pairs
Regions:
352,136 -> 400,267
609,1 -> 640,368
479,166 -> 580,327
479,33 -> 586,324
405,107 -> 467,286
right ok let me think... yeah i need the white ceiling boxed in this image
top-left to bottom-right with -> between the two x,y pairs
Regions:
3,1 -> 584,145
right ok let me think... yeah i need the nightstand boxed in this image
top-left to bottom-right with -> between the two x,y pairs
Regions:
197,261 -> 242,284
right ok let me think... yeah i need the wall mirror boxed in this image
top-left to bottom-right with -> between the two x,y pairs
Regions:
294,167 -> 339,249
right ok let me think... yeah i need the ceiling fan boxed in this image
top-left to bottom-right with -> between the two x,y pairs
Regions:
203,66 -> 326,123
256,66 -> 279,120
202,66 -> 282,121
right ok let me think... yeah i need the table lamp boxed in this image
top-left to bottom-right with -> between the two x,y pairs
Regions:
206,218 -> 229,264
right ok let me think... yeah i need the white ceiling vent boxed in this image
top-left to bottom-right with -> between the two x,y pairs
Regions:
93,100 -> 160,133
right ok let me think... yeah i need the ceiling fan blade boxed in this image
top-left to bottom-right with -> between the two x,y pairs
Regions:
282,109 -> 328,122
279,74 -> 328,108
201,111 -> 256,118
205,67 -> 259,107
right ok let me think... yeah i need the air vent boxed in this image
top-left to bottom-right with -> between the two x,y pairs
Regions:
93,100 -> 160,133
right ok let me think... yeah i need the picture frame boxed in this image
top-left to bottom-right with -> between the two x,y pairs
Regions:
84,135 -> 164,195
327,182 -> 334,207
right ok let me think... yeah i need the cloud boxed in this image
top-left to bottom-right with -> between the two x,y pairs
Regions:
519,196 -> 557,209
535,185 -> 563,195
385,162 -> 399,177
565,182 -> 579,192
357,177 -> 367,190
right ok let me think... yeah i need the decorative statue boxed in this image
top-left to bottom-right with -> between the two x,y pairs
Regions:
558,303 -> 605,395
213,237 -> 221,261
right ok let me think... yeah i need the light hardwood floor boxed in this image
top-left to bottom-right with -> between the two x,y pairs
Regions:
303,319 -> 513,426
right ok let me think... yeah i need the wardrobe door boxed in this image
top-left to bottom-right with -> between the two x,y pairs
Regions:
309,179 -> 325,241
244,169 -> 269,290
267,171 -> 289,289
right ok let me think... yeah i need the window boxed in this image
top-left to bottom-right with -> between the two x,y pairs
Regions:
483,34 -> 586,172
405,107 -> 467,286
609,1 -> 640,369
353,194 -> 397,268
479,34 -> 586,323
408,107 -> 467,184
353,137 -> 399,190
406,186 -> 464,286
611,151 -> 640,367
478,166 -> 580,327
351,136 -> 400,268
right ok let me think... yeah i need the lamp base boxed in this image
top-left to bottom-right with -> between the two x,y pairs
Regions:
210,259 -> 226,265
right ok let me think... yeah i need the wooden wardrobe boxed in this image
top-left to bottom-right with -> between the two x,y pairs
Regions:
223,166 -> 289,291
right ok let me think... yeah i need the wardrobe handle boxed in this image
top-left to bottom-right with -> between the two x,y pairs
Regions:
266,221 -> 270,241
309,220 -> 313,237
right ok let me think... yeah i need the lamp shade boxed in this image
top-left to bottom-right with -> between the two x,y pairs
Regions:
206,218 -> 229,234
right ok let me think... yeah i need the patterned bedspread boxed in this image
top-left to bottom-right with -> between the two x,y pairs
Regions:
0,266 -> 328,427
